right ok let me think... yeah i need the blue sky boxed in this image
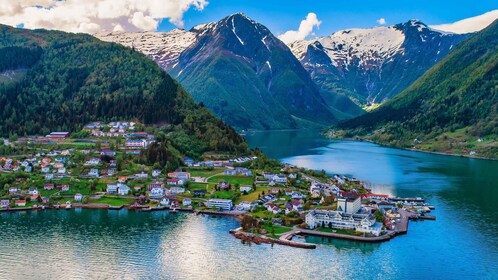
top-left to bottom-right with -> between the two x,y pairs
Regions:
158,0 -> 498,36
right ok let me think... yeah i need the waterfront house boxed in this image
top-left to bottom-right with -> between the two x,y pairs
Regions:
42,197 -> 50,204
15,200 -> 27,207
240,185 -> 253,193
160,198 -> 170,206
118,184 -> 130,196
237,201 -> 256,211
150,186 -> 165,199
207,199 -> 233,211
305,210 -> 381,236
1,200 -> 9,208
107,184 -> 119,194
337,192 -> 361,214
183,198 -> 192,207
74,194 -> 83,202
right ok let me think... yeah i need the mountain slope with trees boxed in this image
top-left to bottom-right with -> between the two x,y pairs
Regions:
0,24 -> 248,157
332,20 -> 498,158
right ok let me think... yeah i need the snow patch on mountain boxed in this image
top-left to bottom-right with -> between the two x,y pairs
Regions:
289,25 -> 405,69
95,29 -> 197,70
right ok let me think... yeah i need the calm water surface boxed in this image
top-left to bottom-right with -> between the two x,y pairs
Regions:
1,130 -> 497,279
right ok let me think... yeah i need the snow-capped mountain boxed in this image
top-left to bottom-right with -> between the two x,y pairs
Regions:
97,13 -> 339,130
288,20 -> 470,106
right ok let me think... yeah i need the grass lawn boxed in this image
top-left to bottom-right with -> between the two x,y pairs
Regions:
263,224 -> 292,237
207,175 -> 254,185
235,186 -> 269,203
186,168 -> 223,178
189,182 -> 209,190
211,191 -> 236,199
91,196 -> 135,206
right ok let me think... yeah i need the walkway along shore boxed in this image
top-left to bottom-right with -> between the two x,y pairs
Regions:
230,228 -> 316,249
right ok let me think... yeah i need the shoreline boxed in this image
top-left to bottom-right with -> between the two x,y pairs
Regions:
327,136 -> 497,161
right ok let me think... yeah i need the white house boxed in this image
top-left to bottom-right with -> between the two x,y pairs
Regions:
237,201 -> 256,211
107,184 -> 119,194
169,186 -> 185,195
152,170 -> 162,177
207,199 -> 233,211
266,204 -> 281,214
28,188 -> 39,195
74,193 -> 83,202
150,187 -> 165,199
182,198 -> 192,207
240,185 -> 253,193
45,173 -> 54,180
1,200 -> 10,208
118,184 -> 130,196
88,169 -> 99,177
160,198 -> 170,206
58,167 -> 66,174
41,166 -> 50,173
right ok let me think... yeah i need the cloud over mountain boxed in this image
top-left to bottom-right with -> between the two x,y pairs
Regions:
278,12 -> 321,44
430,10 -> 498,34
0,0 -> 208,33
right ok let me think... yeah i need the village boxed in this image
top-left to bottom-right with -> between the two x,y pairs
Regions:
0,121 -> 436,245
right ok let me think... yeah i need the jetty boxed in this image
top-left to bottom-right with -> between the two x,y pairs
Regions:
230,228 -> 316,249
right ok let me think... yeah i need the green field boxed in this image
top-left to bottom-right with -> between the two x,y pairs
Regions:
186,168 -> 224,178
236,186 -> 269,203
91,196 -> 135,206
207,175 -> 254,185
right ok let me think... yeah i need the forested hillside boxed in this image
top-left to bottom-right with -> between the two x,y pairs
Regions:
333,20 -> 498,158
0,24 -> 248,157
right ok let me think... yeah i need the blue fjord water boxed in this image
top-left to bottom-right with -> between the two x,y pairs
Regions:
0,130 -> 497,279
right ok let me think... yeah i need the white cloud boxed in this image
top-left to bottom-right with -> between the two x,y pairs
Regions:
430,10 -> 498,34
278,13 -> 321,44
0,0 -> 209,33
377,18 -> 386,25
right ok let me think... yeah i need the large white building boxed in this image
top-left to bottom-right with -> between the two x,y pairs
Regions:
207,199 -> 233,211
337,192 -> 362,214
305,210 -> 382,236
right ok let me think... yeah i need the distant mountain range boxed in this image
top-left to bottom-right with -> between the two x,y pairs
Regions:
96,14 -> 472,129
335,19 -> 498,158
288,20 -> 470,107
